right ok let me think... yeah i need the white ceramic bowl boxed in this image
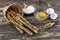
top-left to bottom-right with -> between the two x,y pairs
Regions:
23,6 -> 36,14
50,13 -> 58,19
46,8 -> 55,14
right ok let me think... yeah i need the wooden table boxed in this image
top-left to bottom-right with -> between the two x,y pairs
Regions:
0,0 -> 60,40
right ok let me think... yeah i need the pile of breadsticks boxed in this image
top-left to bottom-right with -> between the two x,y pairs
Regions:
3,3 -> 39,35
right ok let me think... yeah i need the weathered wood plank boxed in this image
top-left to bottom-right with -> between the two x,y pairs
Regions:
0,0 -> 60,40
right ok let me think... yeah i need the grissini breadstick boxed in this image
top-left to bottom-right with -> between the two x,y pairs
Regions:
8,4 -> 39,31
7,15 -> 23,34
17,16 -> 38,33
14,11 -> 39,31
6,13 -> 24,34
18,14 -> 39,30
10,10 -> 39,31
7,11 -> 23,25
7,11 -> 33,35
10,10 -> 38,33
14,24 -> 24,34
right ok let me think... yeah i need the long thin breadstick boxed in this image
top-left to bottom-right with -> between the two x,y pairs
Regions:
11,11 -> 39,31
18,14 -> 39,30
6,13 -> 23,34
7,12 -> 33,35
7,11 -> 22,25
14,25 -> 24,34
11,23 -> 24,34
10,11 -> 38,33
17,16 -> 38,33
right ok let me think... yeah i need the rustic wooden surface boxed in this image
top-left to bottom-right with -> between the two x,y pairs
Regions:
0,0 -> 60,40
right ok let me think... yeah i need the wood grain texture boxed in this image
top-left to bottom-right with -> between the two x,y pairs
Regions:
0,0 -> 60,40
